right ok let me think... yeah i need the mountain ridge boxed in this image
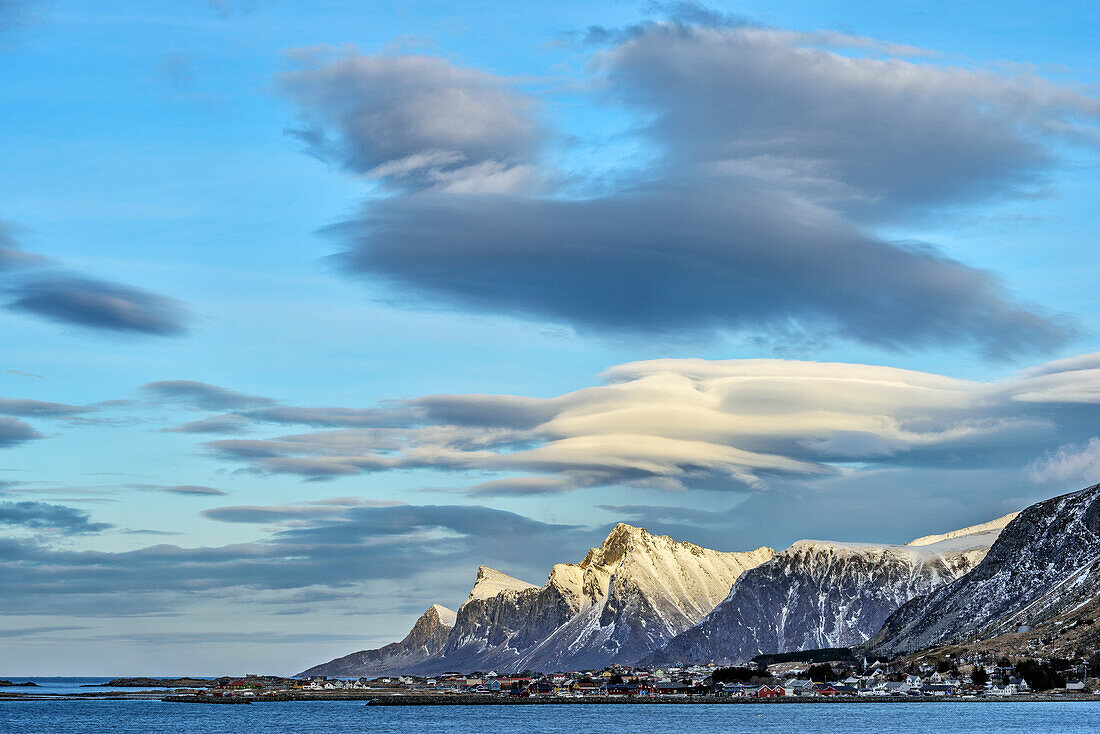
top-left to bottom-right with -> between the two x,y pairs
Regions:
867,483 -> 1100,658
417,523 -> 776,674
299,523 -> 774,676
641,515 -> 1014,666
297,602 -> 456,678
298,510 -> 1033,677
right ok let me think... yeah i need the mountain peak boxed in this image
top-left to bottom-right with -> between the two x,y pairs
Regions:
581,523 -> 653,569
611,521 -> 645,534
463,565 -> 537,606
604,522 -> 650,545
426,604 -> 457,627
401,603 -> 458,646
602,522 -> 650,545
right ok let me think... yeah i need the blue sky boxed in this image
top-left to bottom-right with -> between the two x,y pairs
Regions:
2,0 -> 1100,675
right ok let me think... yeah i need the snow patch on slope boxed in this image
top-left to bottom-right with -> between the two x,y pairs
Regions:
906,512 -> 1020,547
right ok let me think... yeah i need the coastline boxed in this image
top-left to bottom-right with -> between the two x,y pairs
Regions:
159,692 -> 1100,705
3,689 -> 1098,704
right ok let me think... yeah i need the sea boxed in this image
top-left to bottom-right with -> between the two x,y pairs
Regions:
1,677 -> 191,696
2,680 -> 1100,733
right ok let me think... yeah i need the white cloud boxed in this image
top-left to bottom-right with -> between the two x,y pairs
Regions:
1029,437 -> 1100,485
198,352 -> 1100,494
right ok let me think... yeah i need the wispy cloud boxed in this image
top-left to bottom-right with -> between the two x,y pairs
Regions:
0,397 -> 94,418
0,416 -> 43,447
0,1 -> 37,45
0,501 -> 593,618
1,222 -> 192,337
1029,437 -> 1100,485
130,484 -> 229,497
142,380 -> 274,410
160,414 -> 256,434
9,278 -> 190,336
3,625 -> 92,639
280,52 -> 544,194
0,222 -> 49,271
0,501 -> 114,534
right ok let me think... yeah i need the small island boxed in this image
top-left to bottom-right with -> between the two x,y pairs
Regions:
88,678 -> 216,688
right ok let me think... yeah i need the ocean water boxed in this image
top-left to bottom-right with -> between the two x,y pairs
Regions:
2,700 -> 1100,734
0,677 -> 200,695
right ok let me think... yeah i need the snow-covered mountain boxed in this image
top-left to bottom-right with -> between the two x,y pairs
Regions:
299,524 -> 774,676
416,524 -> 775,674
868,482 -> 1100,657
298,506 -> 1040,677
297,603 -> 456,677
643,514 -> 1015,666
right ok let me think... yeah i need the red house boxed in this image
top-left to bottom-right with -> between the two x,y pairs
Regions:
756,685 -> 785,698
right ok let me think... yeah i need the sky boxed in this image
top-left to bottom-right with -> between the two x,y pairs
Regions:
2,0 -> 1100,676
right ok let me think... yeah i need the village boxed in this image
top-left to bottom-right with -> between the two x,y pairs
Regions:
190,653 -> 1095,702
